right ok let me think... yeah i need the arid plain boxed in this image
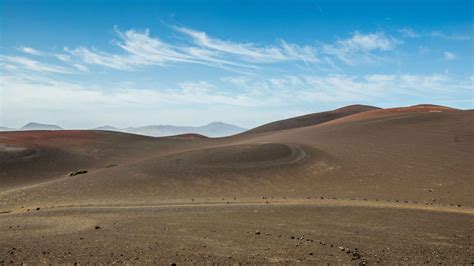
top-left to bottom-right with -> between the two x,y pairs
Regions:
0,104 -> 473,264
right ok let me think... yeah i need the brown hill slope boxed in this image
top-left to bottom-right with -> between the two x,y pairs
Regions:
0,130 -> 211,191
0,106 -> 471,209
243,104 -> 380,134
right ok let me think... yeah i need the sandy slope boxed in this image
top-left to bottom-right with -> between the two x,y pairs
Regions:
0,105 -> 473,263
243,104 -> 380,134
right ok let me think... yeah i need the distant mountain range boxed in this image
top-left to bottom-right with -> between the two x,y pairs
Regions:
0,122 -> 246,138
20,122 -> 63,131
0,126 -> 15,131
93,122 -> 246,137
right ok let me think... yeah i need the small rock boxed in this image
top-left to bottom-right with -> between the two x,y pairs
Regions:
95,226 -> 101,230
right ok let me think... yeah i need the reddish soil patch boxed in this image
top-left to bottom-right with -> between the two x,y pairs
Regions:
0,130 -> 99,148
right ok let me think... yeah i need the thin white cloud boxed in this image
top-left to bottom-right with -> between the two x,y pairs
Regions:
65,28 -> 256,72
343,32 -> 398,51
431,31 -> 471,41
398,28 -> 421,38
0,55 -> 71,73
176,26 -> 318,63
55,54 -> 71,62
399,28 -> 471,41
443,51 -> 457,61
322,32 -> 399,65
73,64 -> 89,71
17,47 -> 44,56
61,26 -> 319,73
66,46 -> 136,70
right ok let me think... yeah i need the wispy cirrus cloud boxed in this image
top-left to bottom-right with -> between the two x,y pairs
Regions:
398,28 -> 471,41
0,55 -> 72,73
17,47 -> 45,56
60,27 -> 403,73
7,26 -> 410,75
53,25 -> 322,74
65,27 -> 258,72
176,26 -> 319,63
322,32 -> 400,65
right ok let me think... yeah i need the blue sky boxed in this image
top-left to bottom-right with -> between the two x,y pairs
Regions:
0,0 -> 472,129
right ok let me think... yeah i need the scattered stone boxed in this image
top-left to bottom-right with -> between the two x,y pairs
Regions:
255,231 -> 261,235
36,207 -> 40,211
95,226 -> 101,230
106,164 -> 118,168
69,170 -> 88,177
309,252 -> 313,256
428,189 -> 434,192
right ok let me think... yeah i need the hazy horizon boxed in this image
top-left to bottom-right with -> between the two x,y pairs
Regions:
0,103 -> 470,130
1,0 -> 472,129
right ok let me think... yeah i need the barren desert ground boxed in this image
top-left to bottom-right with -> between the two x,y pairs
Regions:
1,105 -> 473,264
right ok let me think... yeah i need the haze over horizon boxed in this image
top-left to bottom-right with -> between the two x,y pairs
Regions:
1,0 -> 472,129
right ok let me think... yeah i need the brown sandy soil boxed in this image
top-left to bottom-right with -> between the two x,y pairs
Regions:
0,105 -> 473,263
